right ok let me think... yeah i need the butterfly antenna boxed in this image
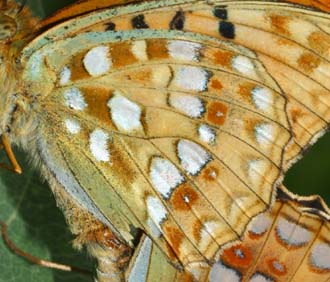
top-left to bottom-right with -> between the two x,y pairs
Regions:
0,221 -> 93,277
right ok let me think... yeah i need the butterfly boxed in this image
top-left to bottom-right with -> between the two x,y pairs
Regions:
0,0 -> 329,281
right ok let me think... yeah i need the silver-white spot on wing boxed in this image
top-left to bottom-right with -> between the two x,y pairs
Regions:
64,119 -> 81,134
310,243 -> 330,270
276,218 -> 311,246
89,129 -> 110,162
150,157 -> 185,199
232,55 -> 256,76
146,196 -> 167,232
108,93 -> 143,132
169,93 -> 205,118
251,87 -> 274,113
83,45 -> 112,76
168,40 -> 201,62
209,262 -> 241,282
174,66 -> 210,92
198,124 -> 216,144
59,66 -> 71,85
63,87 -> 87,111
254,123 -> 274,146
177,140 -> 211,175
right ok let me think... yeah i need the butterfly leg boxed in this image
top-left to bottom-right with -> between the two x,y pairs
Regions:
86,229 -> 131,282
0,134 -> 22,174
46,176 -> 132,282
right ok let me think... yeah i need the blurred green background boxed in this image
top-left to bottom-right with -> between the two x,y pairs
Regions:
0,1 -> 329,281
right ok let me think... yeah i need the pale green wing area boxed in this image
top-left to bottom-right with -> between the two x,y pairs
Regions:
125,235 -> 188,282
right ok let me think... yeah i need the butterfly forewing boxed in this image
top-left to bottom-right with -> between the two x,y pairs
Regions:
25,0 -> 330,169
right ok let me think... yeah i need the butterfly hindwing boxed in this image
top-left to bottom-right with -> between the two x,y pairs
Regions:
125,187 -> 330,282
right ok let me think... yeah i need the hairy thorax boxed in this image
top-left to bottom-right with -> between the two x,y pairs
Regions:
0,1 -> 39,147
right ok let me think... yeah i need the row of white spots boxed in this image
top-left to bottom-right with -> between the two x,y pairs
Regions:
150,157 -> 184,199
64,87 -> 87,110
108,92 -> 143,132
232,55 -> 256,77
248,206 -> 330,272
149,139 -> 211,200
276,217 -> 311,247
147,140 -> 211,234
174,66 -> 210,92
89,129 -> 110,162
61,41 -> 147,83
146,196 -> 167,237
251,87 -> 274,113
60,66 -> 71,85
231,56 -> 276,115
63,87 -> 144,134
168,40 -> 201,62
62,40 -> 201,83
62,87 -> 112,163
310,242 -> 330,270
65,119 -> 81,134
255,123 -> 274,146
83,46 -> 112,76
132,40 -> 148,61
169,93 -> 204,118
198,124 -> 216,144
64,119 -> 111,163
177,140 -> 211,175
249,213 -> 272,236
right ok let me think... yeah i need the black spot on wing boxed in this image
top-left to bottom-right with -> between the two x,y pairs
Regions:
213,6 -> 228,20
132,14 -> 149,29
219,21 -> 235,39
170,10 -> 185,30
106,22 -> 116,31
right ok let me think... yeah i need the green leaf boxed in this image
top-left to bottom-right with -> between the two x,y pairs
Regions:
0,149 -> 93,282
285,132 -> 330,203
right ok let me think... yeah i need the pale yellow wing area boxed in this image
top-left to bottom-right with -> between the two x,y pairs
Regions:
126,186 -> 330,282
